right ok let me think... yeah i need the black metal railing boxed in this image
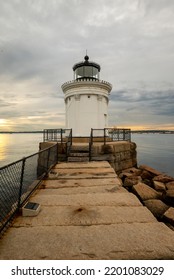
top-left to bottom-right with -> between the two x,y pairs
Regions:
89,128 -> 131,160
0,143 -> 58,236
90,128 -> 131,145
43,129 -> 72,143
43,129 -> 72,160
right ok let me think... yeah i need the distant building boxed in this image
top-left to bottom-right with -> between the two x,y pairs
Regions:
61,55 -> 112,136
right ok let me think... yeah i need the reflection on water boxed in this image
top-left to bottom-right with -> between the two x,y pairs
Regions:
0,134 -> 11,162
0,133 -> 43,167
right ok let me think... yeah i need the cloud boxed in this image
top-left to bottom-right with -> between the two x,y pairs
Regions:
0,0 -> 174,131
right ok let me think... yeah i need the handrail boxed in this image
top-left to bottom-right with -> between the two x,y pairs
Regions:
0,143 -> 58,236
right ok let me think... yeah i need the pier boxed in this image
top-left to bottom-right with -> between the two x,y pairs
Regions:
0,161 -> 174,260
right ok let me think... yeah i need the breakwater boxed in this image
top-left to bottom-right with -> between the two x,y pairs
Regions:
118,165 -> 174,229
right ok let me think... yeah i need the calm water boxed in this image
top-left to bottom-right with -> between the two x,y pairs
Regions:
0,133 -> 173,177
0,133 -> 43,167
131,133 -> 174,177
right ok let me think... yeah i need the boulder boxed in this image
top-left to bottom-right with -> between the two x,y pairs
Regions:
132,182 -> 162,202
163,207 -> 174,226
153,174 -> 174,183
153,181 -> 166,192
139,165 -> 162,176
122,167 -> 142,176
141,170 -> 154,180
143,199 -> 169,219
119,172 -> 134,180
124,176 -> 142,189
166,181 -> 174,190
163,190 -> 174,206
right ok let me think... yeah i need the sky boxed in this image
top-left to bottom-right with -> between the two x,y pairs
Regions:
0,0 -> 174,131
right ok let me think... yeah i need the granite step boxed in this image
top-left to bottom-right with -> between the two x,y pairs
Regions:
68,156 -> 89,162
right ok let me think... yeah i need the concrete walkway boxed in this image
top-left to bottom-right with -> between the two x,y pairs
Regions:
0,161 -> 174,259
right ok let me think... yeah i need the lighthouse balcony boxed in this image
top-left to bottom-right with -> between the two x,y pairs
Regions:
61,78 -> 112,92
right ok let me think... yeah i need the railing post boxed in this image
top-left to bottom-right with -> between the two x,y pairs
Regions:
47,148 -> 51,170
104,128 -> 106,145
18,157 -> 26,209
61,129 -> 63,143
56,142 -> 59,162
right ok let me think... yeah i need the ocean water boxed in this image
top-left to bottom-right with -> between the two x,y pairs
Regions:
0,133 -> 43,167
131,133 -> 174,177
0,132 -> 173,177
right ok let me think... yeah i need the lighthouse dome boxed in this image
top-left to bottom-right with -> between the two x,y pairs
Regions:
73,55 -> 100,81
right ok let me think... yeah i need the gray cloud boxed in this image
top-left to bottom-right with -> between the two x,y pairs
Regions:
0,0 -> 174,131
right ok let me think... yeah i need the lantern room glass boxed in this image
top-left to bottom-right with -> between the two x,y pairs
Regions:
74,65 -> 99,80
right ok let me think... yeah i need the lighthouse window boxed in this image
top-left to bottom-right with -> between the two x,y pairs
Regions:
88,95 -> 90,98
69,97 -> 71,101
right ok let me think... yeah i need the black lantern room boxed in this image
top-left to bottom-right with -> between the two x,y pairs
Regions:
73,55 -> 100,81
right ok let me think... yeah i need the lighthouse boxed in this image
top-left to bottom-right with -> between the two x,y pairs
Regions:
61,55 -> 112,137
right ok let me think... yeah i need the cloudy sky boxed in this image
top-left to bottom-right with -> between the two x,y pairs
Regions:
0,0 -> 174,131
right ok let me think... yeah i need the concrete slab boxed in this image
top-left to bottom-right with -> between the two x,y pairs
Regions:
51,168 -> 117,179
55,161 -> 111,169
54,167 -> 116,173
1,223 -> 174,260
1,160 -> 174,260
37,185 -> 127,195
14,205 -> 156,227
29,192 -> 142,207
40,178 -> 121,188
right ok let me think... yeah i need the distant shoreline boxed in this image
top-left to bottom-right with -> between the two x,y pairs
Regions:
0,130 -> 174,134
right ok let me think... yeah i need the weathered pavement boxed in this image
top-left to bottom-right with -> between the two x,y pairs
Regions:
0,161 -> 174,260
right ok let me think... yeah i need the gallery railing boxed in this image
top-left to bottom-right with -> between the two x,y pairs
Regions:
0,143 -> 58,236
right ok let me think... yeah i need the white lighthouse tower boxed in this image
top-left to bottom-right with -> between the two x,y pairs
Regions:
61,55 -> 112,137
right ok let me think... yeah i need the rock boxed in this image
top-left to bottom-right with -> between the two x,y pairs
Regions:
153,181 -> 166,192
119,172 -> 134,180
141,170 -> 154,180
163,190 -> 174,206
139,165 -> 162,176
143,199 -> 169,219
153,174 -> 174,183
163,207 -> 174,226
132,182 -> 162,202
121,167 -> 142,176
124,176 -> 142,189
166,181 -> 174,190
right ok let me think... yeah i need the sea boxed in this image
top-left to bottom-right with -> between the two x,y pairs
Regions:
0,132 -> 173,177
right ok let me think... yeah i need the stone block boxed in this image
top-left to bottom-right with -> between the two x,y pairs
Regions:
153,181 -> 166,192
163,207 -> 174,226
141,170 -> 154,180
163,190 -> 174,206
122,167 -> 142,176
143,199 -> 169,219
124,176 -> 142,188
153,174 -> 174,183
139,165 -> 162,176
101,144 -> 113,154
166,181 -> 174,190
132,182 -> 162,202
